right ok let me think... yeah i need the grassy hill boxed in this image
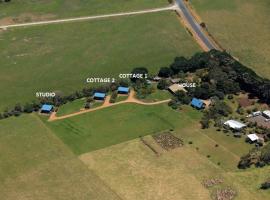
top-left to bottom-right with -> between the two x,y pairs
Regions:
190,0 -> 270,79
0,11 -> 200,111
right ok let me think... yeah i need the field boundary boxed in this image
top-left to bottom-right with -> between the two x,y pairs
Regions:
0,5 -> 177,29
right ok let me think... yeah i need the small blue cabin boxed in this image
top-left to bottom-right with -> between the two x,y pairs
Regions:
41,104 -> 53,113
94,92 -> 106,100
191,98 -> 205,109
117,86 -> 129,94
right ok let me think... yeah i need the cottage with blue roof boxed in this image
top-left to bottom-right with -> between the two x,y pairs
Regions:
191,98 -> 205,109
118,86 -> 129,94
41,104 -> 53,113
94,92 -> 106,100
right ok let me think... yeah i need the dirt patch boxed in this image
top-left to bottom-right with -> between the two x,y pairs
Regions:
238,97 -> 254,107
202,177 -> 223,188
152,132 -> 183,150
0,13 -> 56,26
248,115 -> 270,129
212,188 -> 237,200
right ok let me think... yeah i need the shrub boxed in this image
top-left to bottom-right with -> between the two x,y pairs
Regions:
261,180 -> 270,190
85,102 -> 90,109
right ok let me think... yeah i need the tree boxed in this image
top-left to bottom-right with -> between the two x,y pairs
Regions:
157,79 -> 169,90
158,67 -> 172,78
261,180 -> 270,190
175,90 -> 191,104
85,102 -> 90,109
14,104 -> 22,112
261,143 -> 270,164
109,91 -> 118,103
23,103 -> 34,113
86,97 -> 94,103
82,87 -> 93,97
130,67 -> 148,82
119,79 -> 130,87
109,82 -> 119,91
200,116 -> 210,129
170,56 -> 189,74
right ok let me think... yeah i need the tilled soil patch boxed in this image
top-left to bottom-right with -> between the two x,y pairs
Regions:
152,132 -> 183,150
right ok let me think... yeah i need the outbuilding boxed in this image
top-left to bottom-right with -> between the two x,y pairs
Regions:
247,134 -> 259,143
191,98 -> 205,109
117,86 -> 129,94
41,104 -> 53,113
224,120 -> 246,130
263,110 -> 270,119
252,111 -> 261,117
170,78 -> 181,84
94,92 -> 106,101
153,76 -> 162,82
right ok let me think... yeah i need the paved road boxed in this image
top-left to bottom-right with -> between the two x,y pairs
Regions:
175,0 -> 217,50
0,5 -> 176,29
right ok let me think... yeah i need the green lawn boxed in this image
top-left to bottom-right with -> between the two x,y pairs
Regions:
0,114 -> 121,200
46,104 -> 201,154
144,88 -> 172,102
0,0 -> 169,21
0,11 -> 200,111
116,95 -> 129,102
56,98 -> 85,116
190,0 -> 270,79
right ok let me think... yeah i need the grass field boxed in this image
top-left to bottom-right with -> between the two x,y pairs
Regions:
142,85 -> 173,102
0,11 -> 200,111
116,95 -> 129,102
144,89 -> 172,102
0,0 -> 169,22
80,137 -> 270,200
46,104 -> 201,154
0,114 -> 121,200
56,98 -> 86,116
190,0 -> 270,78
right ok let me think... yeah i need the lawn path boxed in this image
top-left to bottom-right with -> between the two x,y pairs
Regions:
0,5 -> 177,29
48,90 -> 170,122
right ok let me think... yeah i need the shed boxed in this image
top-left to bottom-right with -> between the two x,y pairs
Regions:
168,84 -> 187,94
153,76 -> 162,81
170,78 -> 181,84
263,110 -> 270,119
94,92 -> 106,100
224,120 -> 246,130
247,134 -> 259,142
41,104 -> 53,113
118,87 -> 129,94
191,98 -> 205,109
252,111 -> 261,117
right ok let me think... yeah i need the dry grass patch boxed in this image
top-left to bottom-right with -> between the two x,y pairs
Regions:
191,0 -> 270,78
80,138 -> 211,200
79,136 -> 267,200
